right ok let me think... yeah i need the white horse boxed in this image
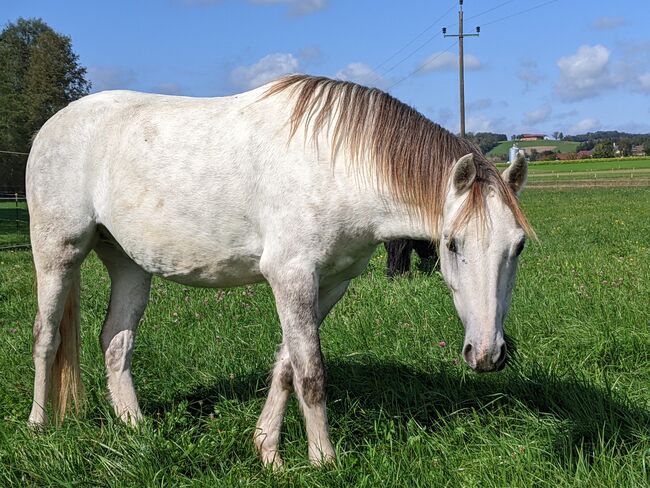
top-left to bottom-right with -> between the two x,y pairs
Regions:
25,75 -> 531,467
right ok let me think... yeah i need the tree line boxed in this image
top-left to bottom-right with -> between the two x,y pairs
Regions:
466,130 -> 650,159
0,18 -> 90,192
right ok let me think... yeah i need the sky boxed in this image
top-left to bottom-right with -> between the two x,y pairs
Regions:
4,0 -> 650,136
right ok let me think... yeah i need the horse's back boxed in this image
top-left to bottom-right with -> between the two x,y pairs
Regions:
27,85 -> 380,287
27,89 -> 270,283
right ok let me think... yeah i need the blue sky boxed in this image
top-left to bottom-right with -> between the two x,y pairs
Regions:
5,0 -> 650,136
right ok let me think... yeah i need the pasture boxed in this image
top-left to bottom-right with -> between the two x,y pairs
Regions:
0,187 -> 649,486
0,200 -> 28,248
488,140 -> 580,157
496,158 -> 650,188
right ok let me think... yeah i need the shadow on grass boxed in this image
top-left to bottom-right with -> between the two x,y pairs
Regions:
144,357 -> 650,463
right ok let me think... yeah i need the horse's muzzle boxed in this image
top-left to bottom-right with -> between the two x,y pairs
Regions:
462,339 -> 507,373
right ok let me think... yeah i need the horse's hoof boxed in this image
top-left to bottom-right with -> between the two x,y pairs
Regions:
27,420 -> 47,433
260,449 -> 284,471
309,451 -> 336,467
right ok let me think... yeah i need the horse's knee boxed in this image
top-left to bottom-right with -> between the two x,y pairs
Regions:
300,374 -> 325,406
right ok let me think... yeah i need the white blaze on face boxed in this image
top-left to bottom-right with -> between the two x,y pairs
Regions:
440,153 -> 528,373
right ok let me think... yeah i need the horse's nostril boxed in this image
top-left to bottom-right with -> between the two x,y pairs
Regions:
497,342 -> 507,365
463,343 -> 474,366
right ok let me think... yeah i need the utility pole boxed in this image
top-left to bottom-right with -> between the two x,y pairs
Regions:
443,0 -> 479,138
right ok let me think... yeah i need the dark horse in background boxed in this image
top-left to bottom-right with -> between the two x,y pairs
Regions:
384,239 -> 438,277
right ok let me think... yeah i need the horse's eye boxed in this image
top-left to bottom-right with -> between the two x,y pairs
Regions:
447,238 -> 458,254
514,239 -> 525,257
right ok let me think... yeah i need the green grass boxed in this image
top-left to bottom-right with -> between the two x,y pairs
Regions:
0,201 -> 29,248
1,188 -> 649,486
488,140 -> 580,157
527,159 -> 650,174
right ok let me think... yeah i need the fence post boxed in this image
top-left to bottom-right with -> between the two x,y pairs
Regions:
15,192 -> 18,230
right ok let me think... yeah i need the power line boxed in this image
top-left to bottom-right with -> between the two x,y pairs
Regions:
379,30 -> 449,80
386,40 -> 459,90
465,0 -> 517,21
386,0 -> 560,92
372,1 -> 457,75
481,0 -> 560,27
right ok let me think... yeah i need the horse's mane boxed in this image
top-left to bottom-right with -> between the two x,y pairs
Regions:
265,74 -> 533,239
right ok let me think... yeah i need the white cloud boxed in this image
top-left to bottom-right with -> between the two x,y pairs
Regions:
335,63 -> 386,89
466,98 -> 492,111
151,82 -> 182,95
230,53 -> 299,90
466,115 -> 497,133
88,67 -> 136,92
435,107 -> 454,126
569,117 -> 601,133
518,59 -> 544,90
523,104 -> 552,125
592,16 -> 626,31
252,0 -> 327,15
299,46 -> 322,62
181,0 -> 327,15
555,44 -> 620,101
419,52 -> 481,73
638,73 -> 650,93
556,109 -> 578,120
614,120 -> 650,133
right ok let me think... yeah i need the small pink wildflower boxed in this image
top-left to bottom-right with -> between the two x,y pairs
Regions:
438,341 -> 446,348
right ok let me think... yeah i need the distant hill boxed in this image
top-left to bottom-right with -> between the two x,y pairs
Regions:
487,140 -> 580,157
564,131 -> 650,144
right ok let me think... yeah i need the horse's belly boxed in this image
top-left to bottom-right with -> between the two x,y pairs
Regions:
161,256 -> 264,288
135,248 -> 264,288
102,224 -> 265,288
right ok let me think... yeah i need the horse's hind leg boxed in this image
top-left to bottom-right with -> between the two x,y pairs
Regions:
29,228 -> 95,427
95,240 -> 151,425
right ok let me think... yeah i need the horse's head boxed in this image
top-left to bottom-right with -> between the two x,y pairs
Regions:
439,152 -> 528,373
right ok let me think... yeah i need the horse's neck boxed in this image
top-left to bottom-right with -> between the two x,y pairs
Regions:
371,201 -> 433,242
343,168 -> 434,242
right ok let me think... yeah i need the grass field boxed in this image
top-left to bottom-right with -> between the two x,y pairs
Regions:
0,201 -> 29,248
488,140 -> 580,157
498,158 -> 650,174
493,158 -> 650,188
1,188 -> 649,486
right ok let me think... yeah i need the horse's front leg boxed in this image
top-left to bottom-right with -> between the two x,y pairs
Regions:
255,341 -> 292,469
260,260 -> 334,466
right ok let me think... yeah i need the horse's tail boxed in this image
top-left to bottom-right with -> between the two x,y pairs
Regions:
50,268 -> 84,423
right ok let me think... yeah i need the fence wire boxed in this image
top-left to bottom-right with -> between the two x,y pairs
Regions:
0,193 -> 30,250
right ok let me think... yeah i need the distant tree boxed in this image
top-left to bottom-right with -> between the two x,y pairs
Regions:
0,18 -> 90,191
592,141 -> 615,159
617,139 -> 632,157
558,131 -> 564,140
465,132 -> 507,154
643,141 -> 650,156
577,141 -> 595,152
552,131 -> 561,140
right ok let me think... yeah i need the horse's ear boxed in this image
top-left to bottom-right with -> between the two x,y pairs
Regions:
502,151 -> 527,195
452,153 -> 476,194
